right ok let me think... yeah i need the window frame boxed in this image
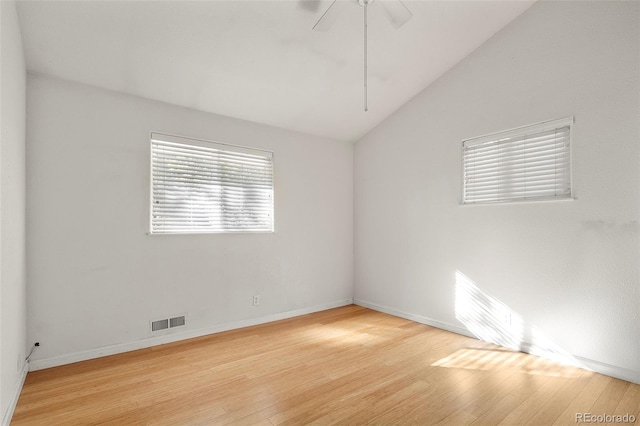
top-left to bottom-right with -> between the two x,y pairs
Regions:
148,132 -> 275,235
460,117 -> 574,206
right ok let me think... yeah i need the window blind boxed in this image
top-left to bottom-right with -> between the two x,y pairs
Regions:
150,133 -> 274,234
462,117 -> 572,205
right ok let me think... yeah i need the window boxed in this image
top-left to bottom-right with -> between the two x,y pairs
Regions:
150,133 -> 274,234
462,117 -> 573,205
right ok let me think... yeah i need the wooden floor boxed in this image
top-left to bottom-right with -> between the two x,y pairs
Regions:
12,306 -> 640,425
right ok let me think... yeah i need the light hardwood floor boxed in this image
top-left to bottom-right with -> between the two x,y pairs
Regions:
12,305 -> 640,425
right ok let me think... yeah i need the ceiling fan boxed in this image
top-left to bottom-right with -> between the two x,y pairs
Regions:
312,0 -> 413,112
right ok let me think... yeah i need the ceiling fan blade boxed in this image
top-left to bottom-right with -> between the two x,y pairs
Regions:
313,0 -> 347,32
379,0 -> 413,29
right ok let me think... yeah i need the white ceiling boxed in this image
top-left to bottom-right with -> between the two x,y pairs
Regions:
16,0 -> 534,142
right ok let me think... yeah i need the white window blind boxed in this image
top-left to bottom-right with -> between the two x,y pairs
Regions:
462,117 -> 573,205
150,133 -> 274,234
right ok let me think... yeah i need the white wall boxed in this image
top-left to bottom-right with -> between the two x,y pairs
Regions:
0,0 -> 28,423
20,0 -> 640,387
355,1 -> 639,382
26,75 -> 353,367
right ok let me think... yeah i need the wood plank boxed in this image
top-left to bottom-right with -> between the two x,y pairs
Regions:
552,372 -> 612,425
11,306 -> 639,425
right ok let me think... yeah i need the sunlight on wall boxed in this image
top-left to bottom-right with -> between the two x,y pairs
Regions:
454,270 -> 585,369
529,326 -> 583,367
455,271 -> 524,351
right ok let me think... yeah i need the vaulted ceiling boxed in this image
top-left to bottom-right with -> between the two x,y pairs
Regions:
16,0 -> 534,142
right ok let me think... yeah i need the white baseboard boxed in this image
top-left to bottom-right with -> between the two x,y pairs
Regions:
27,297 -> 640,385
354,299 -> 640,385
2,363 -> 29,426
29,298 -> 354,371
570,355 -> 640,385
354,299 -> 476,339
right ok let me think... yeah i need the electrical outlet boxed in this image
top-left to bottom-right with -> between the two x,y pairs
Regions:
253,295 -> 260,306
504,313 -> 512,326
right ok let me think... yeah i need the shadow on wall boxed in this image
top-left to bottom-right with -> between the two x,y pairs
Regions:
454,270 -> 584,368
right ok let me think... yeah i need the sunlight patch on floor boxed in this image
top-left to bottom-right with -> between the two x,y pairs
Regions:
299,325 -> 381,348
431,348 -> 587,378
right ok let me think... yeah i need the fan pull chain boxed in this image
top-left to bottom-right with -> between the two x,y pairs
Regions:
364,1 -> 368,112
